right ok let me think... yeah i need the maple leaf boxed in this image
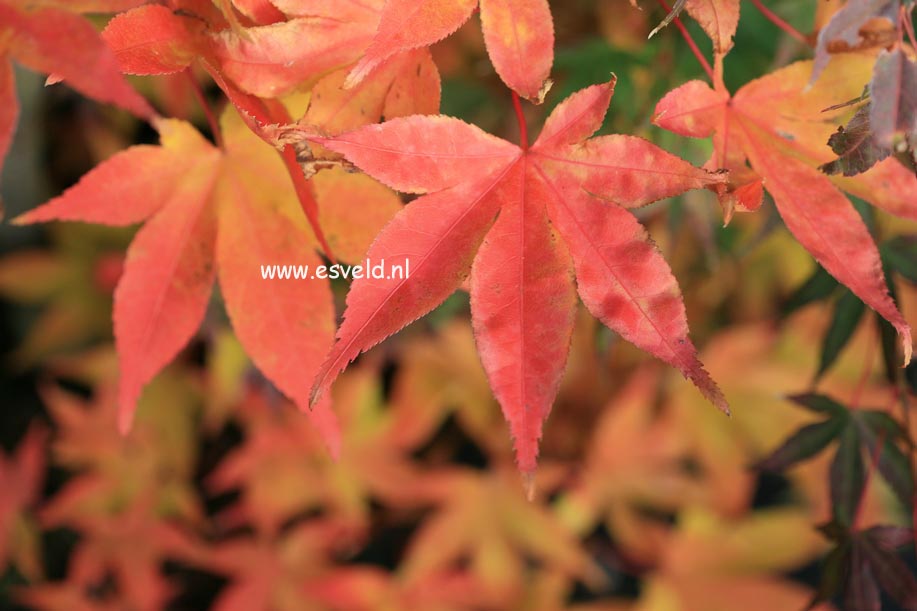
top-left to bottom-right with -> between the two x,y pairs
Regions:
819,104 -> 892,177
38,1 -> 148,11
295,78 -> 729,476
811,524 -> 917,611
229,0 -> 285,25
0,0 -> 155,186
653,55 -> 915,365
142,0 -> 384,99
0,226 -> 128,366
179,520 -> 359,611
639,0 -> 740,55
12,108 -> 399,441
557,367 -> 705,567
298,48 -> 441,137
37,377 -> 202,522
30,378 -> 205,610
811,0 -> 905,82
212,13 -> 379,99
101,2 -> 421,257
869,48 -> 917,150
42,499 -> 196,611
639,508 -> 831,611
345,0 -> 554,102
209,361 -> 433,539
400,466 -> 599,601
0,425 -> 46,582
388,320 -> 508,455
756,394 -> 914,528
303,567 -> 497,611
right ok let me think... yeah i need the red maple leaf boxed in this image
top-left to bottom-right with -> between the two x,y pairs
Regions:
101,2 -> 439,258
345,0 -> 554,102
0,425 -> 45,581
297,79 -> 730,476
0,0 -> 155,184
13,111 -> 392,441
653,55 -> 915,365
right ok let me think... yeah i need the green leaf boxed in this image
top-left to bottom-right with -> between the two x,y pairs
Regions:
756,418 -> 845,472
877,441 -> 916,512
845,542 -> 881,611
877,314 -> 900,385
788,393 -> 849,416
858,410 -> 909,443
877,263 -> 902,384
806,541 -> 851,610
883,236 -> 917,285
861,537 -> 917,609
782,264 -> 838,317
831,424 -> 865,528
817,290 -> 866,378
857,419 -> 915,511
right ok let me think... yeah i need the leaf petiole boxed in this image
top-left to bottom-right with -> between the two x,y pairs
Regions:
511,91 -> 529,150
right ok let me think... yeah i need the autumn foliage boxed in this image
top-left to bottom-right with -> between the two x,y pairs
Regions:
1,0 -> 917,609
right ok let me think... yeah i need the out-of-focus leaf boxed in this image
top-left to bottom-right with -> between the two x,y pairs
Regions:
830,424 -> 865,527
870,49 -> 917,149
815,525 -> 917,611
860,538 -> 917,609
764,392 -> 912,533
756,419 -> 845,472
866,525 -> 914,549
638,507 -> 829,611
877,313 -> 900,385
0,425 -> 46,581
402,467 -> 599,598
858,410 -> 909,443
873,438 -> 914,515
818,290 -> 866,378
845,542 -> 881,611
806,541 -> 850,610
782,265 -> 839,317
787,394 -> 848,415
883,236 -> 917,284
556,367 -> 703,567
876,262 -> 903,384
857,419 -> 915,511
811,0 -> 900,83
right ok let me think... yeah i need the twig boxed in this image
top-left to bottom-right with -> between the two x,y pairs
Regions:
511,91 -> 529,150
185,69 -> 224,149
657,0 -> 715,81
748,0 -> 810,47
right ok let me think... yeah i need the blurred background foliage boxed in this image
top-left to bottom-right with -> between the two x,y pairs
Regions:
1,0 -> 916,609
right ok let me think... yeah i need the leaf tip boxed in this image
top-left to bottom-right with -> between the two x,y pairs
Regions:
344,57 -> 380,90
606,73 -> 618,92
305,395 -> 343,461
116,399 -> 135,436
307,384 -> 325,411
521,471 -> 536,502
530,79 -> 554,105
9,212 -> 31,226
704,377 -> 731,416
